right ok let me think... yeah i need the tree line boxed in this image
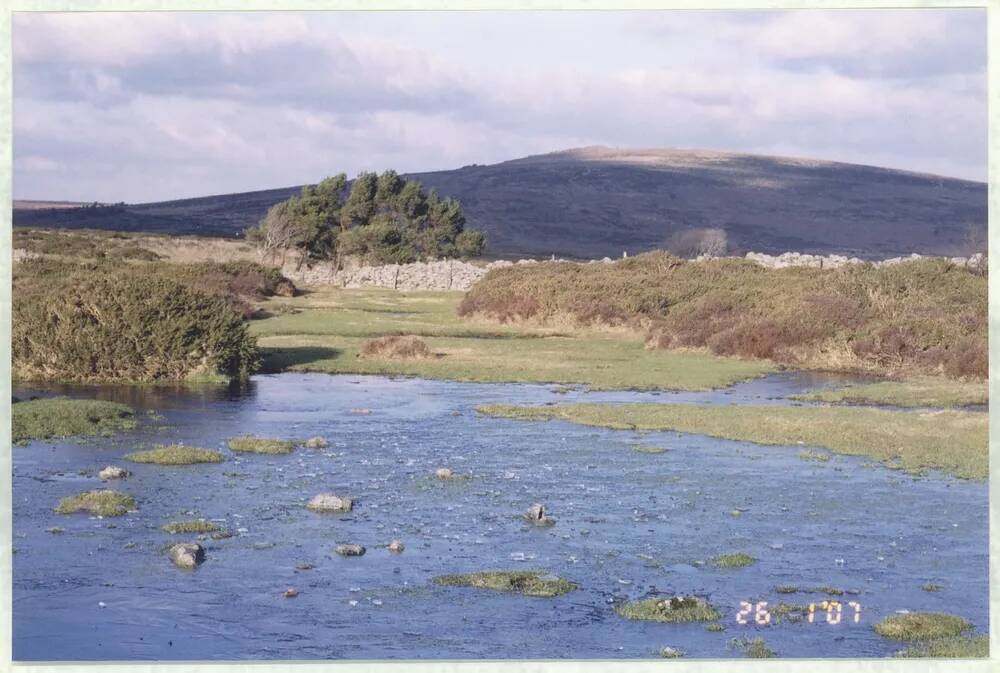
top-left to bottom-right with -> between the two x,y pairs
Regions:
246,170 -> 485,268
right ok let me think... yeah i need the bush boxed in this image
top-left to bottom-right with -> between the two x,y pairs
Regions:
13,268 -> 259,383
460,253 -> 986,379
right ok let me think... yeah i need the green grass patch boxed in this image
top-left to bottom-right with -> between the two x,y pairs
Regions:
125,445 -> 225,465
161,520 -> 220,534
874,612 -> 972,642
712,552 -> 755,568
55,490 -> 135,517
730,637 -> 776,658
615,596 -> 720,623
433,570 -> 575,597
477,403 -> 987,479
13,397 -> 135,443
252,287 -> 774,391
796,378 -> 987,408
227,435 -> 295,454
895,635 -> 988,658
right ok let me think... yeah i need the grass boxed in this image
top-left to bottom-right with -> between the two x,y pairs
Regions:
633,445 -> 668,454
615,597 -> 721,623
730,637 -> 776,658
712,552 -> 755,568
161,520 -> 220,534
895,635 -> 988,658
251,287 -> 774,391
874,613 -> 973,641
13,397 -> 135,443
433,571 -> 575,597
795,378 -> 988,408
125,445 -> 225,465
922,583 -> 944,592
477,403 -> 988,479
227,436 -> 295,454
55,490 -> 135,517
360,334 -> 432,360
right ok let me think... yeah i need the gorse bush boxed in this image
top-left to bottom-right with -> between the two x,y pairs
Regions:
458,252 -> 986,379
13,265 -> 259,383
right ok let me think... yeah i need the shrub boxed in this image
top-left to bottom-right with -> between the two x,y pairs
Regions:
13,266 -> 259,383
360,335 -> 432,360
12,397 -> 135,443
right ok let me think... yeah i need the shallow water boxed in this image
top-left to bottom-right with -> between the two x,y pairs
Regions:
12,373 -> 988,660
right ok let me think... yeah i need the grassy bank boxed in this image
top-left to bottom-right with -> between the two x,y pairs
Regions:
459,253 -> 986,380
477,403 -> 987,479
252,287 -> 773,390
795,378 -> 987,408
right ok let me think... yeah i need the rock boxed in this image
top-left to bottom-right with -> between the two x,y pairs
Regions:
98,465 -> 129,480
295,563 -> 314,570
526,503 -> 556,526
303,436 -> 328,449
307,493 -> 354,512
168,543 -> 205,568
387,540 -> 405,553
349,408 -> 372,415
436,468 -> 454,479
284,588 -> 299,598
335,544 -> 366,557
210,531 -> 233,540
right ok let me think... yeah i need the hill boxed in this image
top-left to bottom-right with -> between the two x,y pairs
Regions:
14,147 -> 986,259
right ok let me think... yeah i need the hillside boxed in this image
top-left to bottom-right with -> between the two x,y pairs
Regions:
14,147 -> 986,258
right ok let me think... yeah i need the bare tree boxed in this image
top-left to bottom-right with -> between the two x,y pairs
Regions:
666,227 -> 728,258
961,223 -> 987,275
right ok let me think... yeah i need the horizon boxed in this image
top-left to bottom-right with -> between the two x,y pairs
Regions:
13,9 -> 987,202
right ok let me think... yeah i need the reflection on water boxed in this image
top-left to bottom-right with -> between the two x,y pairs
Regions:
11,373 -> 988,661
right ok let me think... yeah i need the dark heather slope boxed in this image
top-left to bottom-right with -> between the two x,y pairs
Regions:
14,146 -> 986,258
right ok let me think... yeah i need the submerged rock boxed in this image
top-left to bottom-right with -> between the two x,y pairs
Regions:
388,540 -> 405,553
168,543 -> 205,568
303,436 -> 328,449
306,493 -> 354,513
525,503 -> 556,527
98,465 -> 129,481
284,588 -> 299,598
435,468 -> 454,479
335,544 -> 366,557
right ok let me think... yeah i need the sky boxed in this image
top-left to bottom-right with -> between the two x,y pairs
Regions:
12,8 -> 987,203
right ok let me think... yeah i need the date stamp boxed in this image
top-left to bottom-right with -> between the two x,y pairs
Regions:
736,600 -> 862,625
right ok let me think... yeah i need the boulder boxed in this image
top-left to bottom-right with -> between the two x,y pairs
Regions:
526,503 -> 556,527
306,493 -> 353,513
168,543 -> 205,568
284,588 -> 299,598
303,436 -> 328,449
335,544 -> 366,557
435,468 -> 454,479
388,540 -> 405,553
98,465 -> 129,480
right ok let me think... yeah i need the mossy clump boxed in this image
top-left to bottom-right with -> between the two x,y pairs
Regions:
731,637 -> 776,658
125,445 -> 225,465
712,552 -> 755,568
921,583 -> 944,592
433,571 -> 575,597
55,490 -> 136,517
161,520 -> 220,534
633,445 -> 668,454
814,586 -> 845,596
657,646 -> 684,658
705,623 -> 725,632
13,397 -> 135,443
874,612 -> 973,642
360,335 -> 432,360
615,596 -> 720,623
895,635 -> 988,658
774,585 -> 800,594
227,436 -> 295,454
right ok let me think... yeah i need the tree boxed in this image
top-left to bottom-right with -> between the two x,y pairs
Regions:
666,227 -> 728,258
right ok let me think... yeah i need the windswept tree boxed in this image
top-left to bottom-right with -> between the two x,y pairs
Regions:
247,170 -> 485,266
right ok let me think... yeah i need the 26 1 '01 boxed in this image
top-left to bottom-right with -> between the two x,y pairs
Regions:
737,601 -> 862,625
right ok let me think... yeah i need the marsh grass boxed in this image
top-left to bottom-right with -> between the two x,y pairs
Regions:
477,403 -> 987,479
615,597 -> 720,623
730,637 -> 776,658
796,378 -> 987,409
874,613 -> 972,641
125,445 -> 225,465
252,287 -> 774,391
13,397 -> 135,443
227,436 -> 295,454
712,553 -> 755,568
895,635 -> 988,658
161,520 -> 220,534
434,571 -> 575,597
55,490 -> 135,517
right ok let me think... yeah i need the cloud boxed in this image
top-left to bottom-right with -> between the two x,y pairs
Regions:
12,9 -> 987,202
